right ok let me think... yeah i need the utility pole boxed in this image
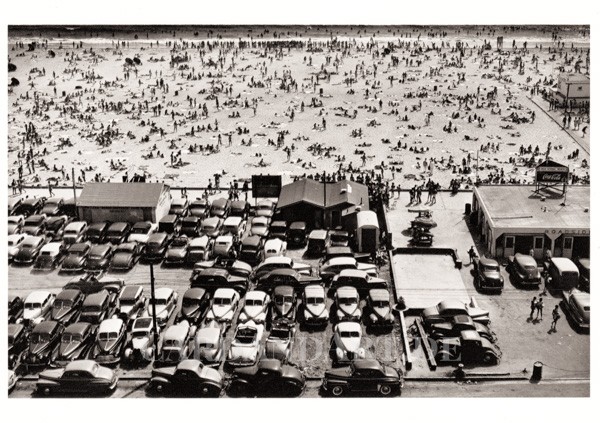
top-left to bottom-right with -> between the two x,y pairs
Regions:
72,167 -> 79,219
149,263 -> 159,361
322,171 -> 327,230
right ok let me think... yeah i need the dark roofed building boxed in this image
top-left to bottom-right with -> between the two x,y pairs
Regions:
77,182 -> 171,223
277,179 -> 369,230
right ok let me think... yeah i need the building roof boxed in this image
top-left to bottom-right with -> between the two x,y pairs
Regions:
475,185 -> 590,230
277,179 -> 369,210
77,182 -> 168,208
559,73 -> 590,84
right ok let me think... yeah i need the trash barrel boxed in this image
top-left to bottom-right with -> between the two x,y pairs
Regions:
531,361 -> 543,381
455,259 -> 463,269
464,203 -> 472,215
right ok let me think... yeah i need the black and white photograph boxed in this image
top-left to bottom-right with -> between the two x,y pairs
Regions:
2,0 -> 596,419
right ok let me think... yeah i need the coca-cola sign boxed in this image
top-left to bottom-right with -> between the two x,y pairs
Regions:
536,164 -> 569,183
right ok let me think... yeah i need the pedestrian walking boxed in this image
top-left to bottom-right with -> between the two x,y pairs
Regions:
550,305 -> 561,331
536,297 -> 544,320
468,246 -> 477,264
48,181 -> 54,197
530,296 -> 537,320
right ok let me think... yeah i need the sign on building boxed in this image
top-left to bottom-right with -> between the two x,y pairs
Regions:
252,175 -> 282,198
535,160 -> 569,195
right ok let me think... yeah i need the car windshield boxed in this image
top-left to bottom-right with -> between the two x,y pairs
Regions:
199,343 -> 215,349
203,224 -> 216,231
340,331 -> 360,338
133,319 -> 152,330
151,298 -> 168,305
270,329 -> 289,339
82,305 -> 102,312
62,334 -> 82,343
132,227 -> 149,234
89,253 -> 105,260
246,299 -> 263,307
373,300 -> 389,308
340,296 -> 357,305
306,296 -> 324,305
31,333 -> 51,343
25,302 -> 41,310
253,221 -> 267,228
163,339 -> 181,348
132,329 -> 149,338
235,331 -> 256,343
182,221 -> 197,228
171,238 -> 188,247
214,297 -> 231,305
483,264 -> 499,271
183,298 -> 200,307
99,331 -> 118,341
8,240 -> 16,246
120,299 -> 136,306
331,234 -> 348,242
275,295 -> 292,305
54,300 -> 72,309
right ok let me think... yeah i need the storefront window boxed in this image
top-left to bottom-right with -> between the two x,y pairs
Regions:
564,237 -> 573,249
534,237 -> 543,249
505,237 -> 514,249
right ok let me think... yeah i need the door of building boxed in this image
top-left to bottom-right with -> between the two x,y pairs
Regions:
504,236 -> 515,258
562,237 -> 574,259
533,236 -> 544,259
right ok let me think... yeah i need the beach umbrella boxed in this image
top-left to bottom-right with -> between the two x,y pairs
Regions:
125,57 -> 134,66
133,57 -> 142,65
8,63 -> 17,72
9,77 -> 19,87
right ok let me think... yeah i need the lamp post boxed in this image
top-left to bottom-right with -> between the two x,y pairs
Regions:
149,263 -> 159,361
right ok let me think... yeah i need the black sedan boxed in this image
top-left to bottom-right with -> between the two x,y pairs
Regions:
36,360 -> 118,396
22,321 -> 64,371
53,323 -> 97,367
60,242 -> 92,273
228,359 -> 305,397
322,359 -> 402,397
45,215 -> 71,241
109,242 -> 142,271
13,236 -> 46,265
85,244 -> 114,272
50,289 -> 85,325
8,295 -> 24,323
148,359 -> 223,397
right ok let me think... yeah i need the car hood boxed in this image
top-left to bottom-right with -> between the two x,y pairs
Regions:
132,336 -> 151,350
29,341 -> 51,356
16,249 -> 36,259
23,309 -> 42,321
373,306 -> 391,319
210,305 -> 234,320
63,256 -> 85,267
58,341 -> 84,358
128,234 -> 149,243
97,338 -> 120,353
265,338 -> 290,358
336,335 -> 361,352
229,343 -> 259,360
305,303 -> 326,317
482,271 -> 502,280
112,253 -> 132,265
275,302 -> 293,316
242,305 -> 265,319
51,308 -> 74,321
338,303 -> 359,316
166,248 -> 187,258
119,304 -> 135,316
251,227 -> 268,236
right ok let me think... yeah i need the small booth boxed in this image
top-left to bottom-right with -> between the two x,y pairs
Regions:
356,211 -> 379,254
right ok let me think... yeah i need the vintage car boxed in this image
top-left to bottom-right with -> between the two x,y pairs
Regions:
149,359 -> 223,396
41,197 -> 64,216
178,288 -> 211,325
287,221 -> 307,248
575,258 -> 590,292
226,322 -> 265,367
185,236 -> 214,265
8,323 -> 29,369
201,216 -> 223,238
562,288 -> 590,330
22,214 -> 48,236
158,214 -> 181,235
60,242 -> 92,273
228,358 -> 305,397
8,295 -> 24,323
36,360 -> 118,396
189,199 -> 211,219
127,221 -> 157,244
85,244 -> 114,272
230,200 -> 250,220
105,222 -> 132,245
142,233 -> 171,263
269,220 -> 288,241
123,317 -> 160,365
13,235 -> 46,265
193,256 -> 253,279
86,222 -> 111,244
365,289 -> 394,329
212,235 -> 238,258
302,284 -> 329,328
117,285 -> 146,322
180,216 -> 202,238
143,288 -> 178,327
62,274 -> 125,297
8,215 -> 25,235
334,286 -> 362,322
507,253 -> 542,287
322,359 -> 402,397
190,267 -> 248,293
79,290 -> 118,325
474,257 -> 504,292
33,240 -> 66,270
271,285 -> 297,326
8,233 -> 27,262
264,238 -> 287,259
253,256 -> 312,280
53,322 -> 97,366
209,197 -> 231,218
22,291 -> 55,326
434,330 -> 501,366
50,289 -> 85,325
307,230 -> 330,257
331,269 -> 387,293
63,221 -> 89,245
238,290 -> 271,325
332,321 -> 366,364
90,318 -> 127,365
239,235 -> 264,265
8,370 -> 18,393
222,216 -> 247,239
429,315 -> 497,343
15,196 -> 46,217
194,321 -> 225,364
8,196 -> 23,216
329,230 -> 350,247
109,242 -> 143,271
22,320 -> 63,370
156,320 -> 195,367
164,236 -> 190,265
249,216 -> 270,238
45,215 -> 70,241
255,199 -> 276,218
422,299 -> 491,327
205,288 -> 240,326
169,197 -> 190,217
319,257 -> 378,282
264,322 -> 294,362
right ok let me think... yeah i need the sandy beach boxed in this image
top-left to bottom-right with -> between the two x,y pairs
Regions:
7,25 -> 590,192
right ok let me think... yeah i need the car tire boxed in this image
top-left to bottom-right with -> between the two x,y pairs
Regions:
331,385 -> 345,397
482,352 -> 497,365
155,383 -> 165,393
379,384 -> 393,396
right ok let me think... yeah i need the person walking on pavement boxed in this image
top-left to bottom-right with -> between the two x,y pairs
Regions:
536,297 -> 544,320
468,246 -> 477,264
550,305 -> 561,331
530,296 -> 538,320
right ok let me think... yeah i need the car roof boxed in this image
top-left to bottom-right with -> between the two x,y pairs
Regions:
242,236 -> 261,246
270,220 -> 287,227
148,232 -> 168,242
215,235 -> 233,242
231,200 -> 248,208
245,290 -> 268,300
224,216 -> 242,225
438,299 -> 465,310
25,291 -> 52,303
184,287 -> 207,299
120,285 -> 143,299
478,257 -> 499,266
191,199 -> 210,206
25,214 -> 46,222
273,285 -> 295,296
64,322 -> 92,336
452,315 -> 473,324
132,221 -> 152,229
164,323 -> 189,340
40,242 -> 63,253
290,221 -> 306,229
309,230 -> 328,239
460,330 -> 482,341
336,286 -> 359,296
305,284 -> 325,295
570,289 -> 590,307
369,289 -> 390,301
212,198 -> 229,206
65,360 -> 98,373
98,318 -> 124,333
266,268 -> 297,277
56,289 -> 81,300
47,215 -> 67,224
90,244 -> 111,254
201,268 -> 230,277
202,216 -> 221,225
514,253 -> 537,265
108,222 -> 129,230
576,258 -> 590,269
264,238 -> 283,247
352,359 -> 383,371
7,234 -> 24,241
182,216 -> 200,222
550,257 -> 579,273
214,288 -> 237,297
65,221 -> 87,230
336,321 -> 362,332
176,359 -> 202,372
252,216 -> 269,223
326,257 -> 356,266
45,197 -> 63,204
32,320 -> 59,333
171,198 -> 187,205
89,222 -> 110,229
263,256 -> 292,265
190,236 -> 210,247
338,269 -> 367,278
84,290 -> 109,304
196,327 -> 221,343
159,214 -> 179,223
155,287 -> 174,298
257,359 -> 282,372
23,235 -> 44,245
8,323 -> 24,337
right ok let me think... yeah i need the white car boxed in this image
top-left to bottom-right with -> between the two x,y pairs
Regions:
205,288 -> 240,325
226,321 -> 265,367
8,215 -> 25,235
8,233 -> 27,261
303,284 -> 329,327
250,216 -> 270,238
254,256 -> 312,280
23,291 -> 55,326
194,320 -> 225,364
255,199 -> 276,218
213,235 -> 236,258
127,221 -> 157,244
238,291 -> 271,324
222,216 -> 247,239
334,286 -> 362,322
320,257 -> 378,281
143,287 -> 178,327
333,321 -> 366,363
263,238 -> 287,259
